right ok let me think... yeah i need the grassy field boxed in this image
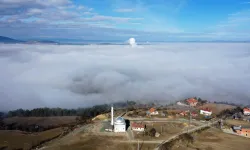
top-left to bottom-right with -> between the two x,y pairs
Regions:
225,119 -> 250,126
43,135 -> 157,150
134,122 -> 188,140
3,116 -> 77,127
0,128 -> 64,149
170,128 -> 250,150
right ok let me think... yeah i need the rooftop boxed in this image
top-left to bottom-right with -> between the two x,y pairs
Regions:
233,125 -> 250,130
243,108 -> 250,112
200,108 -> 212,112
187,98 -> 198,104
114,116 -> 125,125
131,122 -> 145,128
149,108 -> 156,113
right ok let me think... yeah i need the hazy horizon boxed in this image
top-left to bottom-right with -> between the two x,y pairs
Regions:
3,35 -> 250,44
0,43 -> 250,111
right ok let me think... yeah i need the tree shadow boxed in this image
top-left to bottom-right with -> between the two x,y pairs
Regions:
125,119 -> 130,130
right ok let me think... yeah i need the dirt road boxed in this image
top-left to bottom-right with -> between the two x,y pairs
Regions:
125,117 -> 205,126
155,120 -> 219,150
126,126 -> 134,140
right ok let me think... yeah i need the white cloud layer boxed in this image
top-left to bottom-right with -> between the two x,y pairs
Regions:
0,43 -> 250,110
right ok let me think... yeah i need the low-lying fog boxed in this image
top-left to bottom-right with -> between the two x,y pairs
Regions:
0,43 -> 250,110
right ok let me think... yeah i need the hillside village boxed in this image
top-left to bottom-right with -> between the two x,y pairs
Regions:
76,98 -> 250,149
1,98 -> 250,150
95,97 -> 250,148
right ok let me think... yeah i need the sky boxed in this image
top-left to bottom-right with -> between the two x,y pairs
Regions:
1,43 -> 250,110
0,0 -> 250,41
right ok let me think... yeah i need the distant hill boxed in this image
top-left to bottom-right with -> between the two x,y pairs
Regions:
26,40 -> 58,44
0,36 -> 23,43
0,36 -> 58,44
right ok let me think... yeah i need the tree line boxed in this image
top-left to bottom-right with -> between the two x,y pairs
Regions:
213,101 -> 241,107
5,101 -> 137,118
0,112 -> 4,127
216,106 -> 242,118
7,105 -> 109,118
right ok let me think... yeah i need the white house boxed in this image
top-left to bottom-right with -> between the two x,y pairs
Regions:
243,108 -> 250,116
200,108 -> 212,116
177,101 -> 189,106
186,98 -> 198,107
151,111 -> 159,115
148,108 -> 159,115
131,122 -> 145,132
114,117 -> 126,132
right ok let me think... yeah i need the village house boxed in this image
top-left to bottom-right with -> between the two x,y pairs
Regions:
243,108 -> 250,116
232,112 -> 242,120
232,126 -> 250,137
161,112 -> 166,117
131,122 -> 145,132
147,108 -> 159,115
179,111 -> 188,116
177,101 -> 189,106
191,112 -> 198,117
186,98 -> 198,107
200,108 -> 212,116
179,111 -> 198,117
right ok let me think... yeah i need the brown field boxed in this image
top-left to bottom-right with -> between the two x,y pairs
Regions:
3,116 -> 77,127
198,103 -> 235,115
43,135 -> 157,150
171,128 -> 250,150
225,119 -> 250,126
134,122 -> 188,140
0,128 -> 63,149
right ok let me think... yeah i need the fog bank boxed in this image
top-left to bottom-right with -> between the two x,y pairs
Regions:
0,43 -> 250,110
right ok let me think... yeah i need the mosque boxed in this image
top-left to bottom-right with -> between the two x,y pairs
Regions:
113,116 -> 126,132
110,105 -> 126,132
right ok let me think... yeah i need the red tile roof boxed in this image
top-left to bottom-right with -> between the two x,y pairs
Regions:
149,108 -> 156,113
180,111 -> 187,115
187,98 -> 198,104
201,107 -> 212,112
243,108 -> 250,112
131,123 -> 145,128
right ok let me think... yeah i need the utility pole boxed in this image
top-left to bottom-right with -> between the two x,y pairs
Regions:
220,118 -> 223,129
137,140 -> 139,150
126,100 -> 128,114
188,104 -> 192,133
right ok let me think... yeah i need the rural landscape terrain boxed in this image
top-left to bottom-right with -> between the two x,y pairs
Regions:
1,0 -> 250,149
1,97 -> 250,150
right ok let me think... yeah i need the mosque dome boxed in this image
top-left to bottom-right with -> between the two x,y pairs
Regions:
114,117 -> 125,125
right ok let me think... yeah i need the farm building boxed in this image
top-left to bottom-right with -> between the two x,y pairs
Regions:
243,108 -> 250,116
232,126 -> 250,137
232,112 -> 243,120
147,108 -> 159,115
161,112 -> 166,117
200,108 -> 212,116
131,122 -> 145,132
177,101 -> 188,106
186,98 -> 198,107
179,111 -> 198,117
179,111 -> 188,116
191,112 -> 198,117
